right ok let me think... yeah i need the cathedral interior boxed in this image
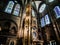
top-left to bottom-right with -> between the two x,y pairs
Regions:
0,0 -> 60,45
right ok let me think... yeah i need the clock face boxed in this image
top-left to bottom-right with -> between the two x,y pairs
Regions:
39,4 -> 46,13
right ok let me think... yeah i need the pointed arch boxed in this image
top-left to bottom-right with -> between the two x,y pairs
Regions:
5,1 -> 14,13
34,1 -> 41,11
13,4 -> 20,16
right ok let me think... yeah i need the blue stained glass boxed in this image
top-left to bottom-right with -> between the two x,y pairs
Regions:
54,6 -> 60,18
13,4 -> 20,16
41,17 -> 45,27
45,14 -> 50,25
5,1 -> 14,13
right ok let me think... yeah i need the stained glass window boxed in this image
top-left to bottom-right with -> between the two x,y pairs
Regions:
13,4 -> 20,16
5,1 -> 14,13
41,17 -> 45,27
54,6 -> 60,18
45,14 -> 50,25
39,4 -> 46,13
